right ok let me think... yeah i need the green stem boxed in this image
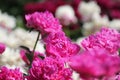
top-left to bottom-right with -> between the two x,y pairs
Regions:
31,31 -> 40,62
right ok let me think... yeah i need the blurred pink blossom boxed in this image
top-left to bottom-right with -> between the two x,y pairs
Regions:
69,48 -> 120,79
0,43 -> 5,54
96,0 -> 120,19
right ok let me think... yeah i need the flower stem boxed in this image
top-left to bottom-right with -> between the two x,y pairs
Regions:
31,31 -> 40,62
33,31 -> 40,54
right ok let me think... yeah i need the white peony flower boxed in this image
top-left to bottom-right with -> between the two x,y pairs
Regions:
55,5 -> 77,26
78,1 -> 100,21
82,13 -> 109,36
72,71 -> 80,80
92,13 -> 109,27
82,22 -> 94,36
0,47 -> 25,72
0,28 -> 44,52
0,10 -> 16,29
0,27 -> 8,42
0,48 -> 22,66
109,19 -> 120,30
12,28 -> 45,53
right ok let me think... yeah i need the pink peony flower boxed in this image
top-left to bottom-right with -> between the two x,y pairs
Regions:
27,57 -> 73,80
81,27 -> 120,54
25,11 -> 62,35
0,43 -> 5,54
0,66 -> 23,80
44,32 -> 80,59
69,48 -> 120,79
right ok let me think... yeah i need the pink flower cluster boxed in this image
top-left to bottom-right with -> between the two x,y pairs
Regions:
0,43 -> 5,54
69,48 -> 120,79
1,11 -> 120,80
24,11 -> 80,79
27,57 -> 72,80
0,66 -> 23,80
25,11 -> 120,80
68,27 -> 120,79
25,11 -> 80,59
81,27 -> 120,54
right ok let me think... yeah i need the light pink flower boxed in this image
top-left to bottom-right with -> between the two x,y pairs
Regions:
81,27 -> 120,54
25,11 -> 62,34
